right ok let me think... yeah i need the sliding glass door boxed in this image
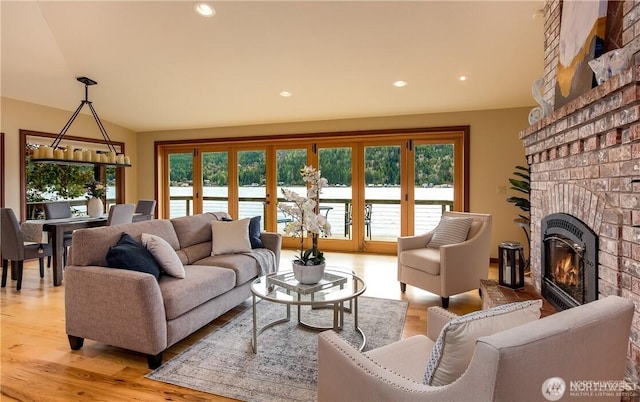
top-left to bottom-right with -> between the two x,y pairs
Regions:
202,150 -> 229,213
157,127 -> 468,253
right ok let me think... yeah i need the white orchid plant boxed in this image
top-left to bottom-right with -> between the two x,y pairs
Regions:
278,165 -> 332,266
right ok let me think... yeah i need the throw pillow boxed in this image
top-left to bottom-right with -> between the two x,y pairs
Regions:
249,216 -> 264,249
211,218 -> 252,255
141,233 -> 186,279
427,216 -> 473,248
423,299 -> 542,386
106,232 -> 162,279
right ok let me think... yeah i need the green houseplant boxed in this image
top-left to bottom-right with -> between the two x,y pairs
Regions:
506,165 -> 531,268
506,165 -> 530,224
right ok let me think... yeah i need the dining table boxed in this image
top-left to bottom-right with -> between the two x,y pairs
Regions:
22,213 -> 151,286
22,216 -> 108,286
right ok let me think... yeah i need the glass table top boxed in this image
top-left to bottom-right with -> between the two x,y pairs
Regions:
251,269 -> 366,305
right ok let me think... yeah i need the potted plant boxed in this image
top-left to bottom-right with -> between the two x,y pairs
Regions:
506,165 -> 530,225
278,165 -> 332,284
506,165 -> 531,270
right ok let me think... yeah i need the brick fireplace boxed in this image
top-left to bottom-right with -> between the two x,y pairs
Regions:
520,0 -> 640,381
520,65 -> 640,380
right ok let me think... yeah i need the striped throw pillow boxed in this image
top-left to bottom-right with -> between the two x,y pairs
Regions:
427,216 -> 473,248
423,299 -> 542,386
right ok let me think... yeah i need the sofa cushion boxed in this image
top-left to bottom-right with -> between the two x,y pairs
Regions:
427,216 -> 473,248
398,247 -> 441,275
158,265 -> 236,320
424,299 -> 542,386
171,213 -> 220,249
179,242 -> 212,265
141,233 -> 185,279
194,253 -> 260,285
106,233 -> 162,279
211,218 -> 252,255
366,334 -> 435,383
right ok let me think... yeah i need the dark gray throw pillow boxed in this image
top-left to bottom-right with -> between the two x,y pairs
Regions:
106,232 -> 162,279
249,216 -> 264,249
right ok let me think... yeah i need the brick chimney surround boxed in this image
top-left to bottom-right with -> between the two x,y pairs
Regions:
520,65 -> 640,379
520,0 -> 640,380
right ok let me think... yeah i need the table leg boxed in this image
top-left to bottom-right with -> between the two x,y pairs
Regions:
252,294 -> 258,353
51,226 -> 65,286
354,296 -> 359,330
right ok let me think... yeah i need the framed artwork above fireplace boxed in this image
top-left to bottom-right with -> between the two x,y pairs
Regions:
554,0 -> 607,109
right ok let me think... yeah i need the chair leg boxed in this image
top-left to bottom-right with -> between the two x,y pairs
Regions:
16,260 -> 24,291
441,297 -> 450,309
1,259 -> 8,287
400,282 -> 406,292
47,256 -> 51,268
39,258 -> 45,278
63,247 -> 67,267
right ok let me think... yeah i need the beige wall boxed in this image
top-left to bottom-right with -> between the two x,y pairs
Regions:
0,97 -> 530,258
138,107 -> 532,258
0,97 -> 138,212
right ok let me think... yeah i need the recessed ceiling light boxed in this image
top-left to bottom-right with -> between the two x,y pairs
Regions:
280,91 -> 292,97
194,3 -> 215,17
393,80 -> 407,87
458,75 -> 469,81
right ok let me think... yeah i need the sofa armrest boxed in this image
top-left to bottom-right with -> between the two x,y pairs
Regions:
64,265 -> 168,355
437,220 -> 492,295
259,231 -> 282,267
318,331 -> 486,402
318,331 -> 434,402
397,232 -> 433,253
427,307 -> 458,341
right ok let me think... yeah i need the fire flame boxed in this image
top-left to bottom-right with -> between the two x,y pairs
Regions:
554,254 -> 578,286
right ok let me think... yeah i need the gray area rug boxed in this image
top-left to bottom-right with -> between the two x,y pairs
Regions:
146,296 -> 408,401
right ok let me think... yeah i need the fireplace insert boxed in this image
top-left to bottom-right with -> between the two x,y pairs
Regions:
541,213 -> 598,311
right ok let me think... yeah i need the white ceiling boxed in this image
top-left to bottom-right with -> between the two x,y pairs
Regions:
1,1 -> 545,133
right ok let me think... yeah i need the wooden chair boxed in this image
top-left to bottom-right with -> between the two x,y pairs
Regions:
1,208 -> 52,290
345,203 -> 372,240
43,201 -> 73,266
107,204 -> 135,226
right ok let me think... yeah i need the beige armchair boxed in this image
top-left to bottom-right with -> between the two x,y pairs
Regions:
318,296 -> 634,402
398,211 -> 492,308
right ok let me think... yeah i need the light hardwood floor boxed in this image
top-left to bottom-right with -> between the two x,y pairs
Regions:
1,251 -> 495,401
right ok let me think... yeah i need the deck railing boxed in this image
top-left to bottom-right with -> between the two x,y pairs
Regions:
169,195 -> 453,238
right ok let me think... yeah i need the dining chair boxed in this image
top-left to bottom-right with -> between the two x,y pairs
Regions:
1,208 -> 53,290
107,203 -> 136,226
135,199 -> 157,217
43,201 -> 73,266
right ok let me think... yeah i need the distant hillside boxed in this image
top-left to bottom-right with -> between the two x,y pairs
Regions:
168,145 -> 453,187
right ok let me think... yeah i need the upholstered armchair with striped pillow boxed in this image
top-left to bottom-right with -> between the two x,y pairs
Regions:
397,211 -> 493,308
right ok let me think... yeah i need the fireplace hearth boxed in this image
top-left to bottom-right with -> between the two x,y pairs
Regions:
541,213 -> 598,311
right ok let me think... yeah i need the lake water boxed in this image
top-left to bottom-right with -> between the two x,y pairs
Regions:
169,186 -> 454,239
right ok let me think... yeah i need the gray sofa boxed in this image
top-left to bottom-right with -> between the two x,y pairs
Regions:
64,212 -> 281,368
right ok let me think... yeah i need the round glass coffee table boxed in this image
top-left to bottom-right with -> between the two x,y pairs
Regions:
250,269 -> 366,353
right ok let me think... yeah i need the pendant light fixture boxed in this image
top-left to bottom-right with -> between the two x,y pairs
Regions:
31,77 -> 131,167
